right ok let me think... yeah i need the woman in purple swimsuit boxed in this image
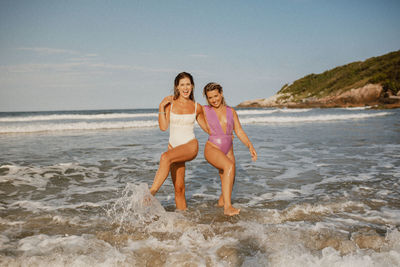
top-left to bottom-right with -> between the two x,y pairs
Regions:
203,82 -> 257,216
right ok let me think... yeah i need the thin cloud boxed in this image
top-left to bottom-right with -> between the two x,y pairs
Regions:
0,62 -> 176,74
189,54 -> 209,58
7,47 -> 177,74
17,47 -> 80,55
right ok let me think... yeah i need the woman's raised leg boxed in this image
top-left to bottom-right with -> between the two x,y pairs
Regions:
150,139 -> 198,196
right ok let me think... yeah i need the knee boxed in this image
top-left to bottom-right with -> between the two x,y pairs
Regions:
189,141 -> 199,158
225,161 -> 235,174
175,184 -> 185,195
160,152 -> 171,165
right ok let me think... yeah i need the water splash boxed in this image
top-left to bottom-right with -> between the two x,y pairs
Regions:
106,183 -> 165,233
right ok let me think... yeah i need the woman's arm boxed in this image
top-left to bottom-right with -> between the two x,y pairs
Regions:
232,108 -> 257,161
158,96 -> 173,131
196,104 -> 210,134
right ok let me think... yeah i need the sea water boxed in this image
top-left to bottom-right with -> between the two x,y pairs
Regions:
0,107 -> 399,266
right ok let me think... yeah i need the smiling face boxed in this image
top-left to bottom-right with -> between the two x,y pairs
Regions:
173,72 -> 195,100
206,89 -> 224,108
203,82 -> 225,107
176,77 -> 193,99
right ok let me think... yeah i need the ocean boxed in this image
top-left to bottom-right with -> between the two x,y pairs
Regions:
0,107 -> 399,266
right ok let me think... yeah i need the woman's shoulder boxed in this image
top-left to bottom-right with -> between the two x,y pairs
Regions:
226,105 -> 236,111
201,104 -> 212,111
227,106 -> 238,117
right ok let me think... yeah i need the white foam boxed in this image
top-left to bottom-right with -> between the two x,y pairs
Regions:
0,234 -> 11,250
240,112 -> 390,124
341,106 -> 370,110
237,109 -> 278,115
236,221 -> 400,267
0,112 -> 158,122
279,108 -> 312,113
10,200 -> 55,213
106,183 -> 165,232
237,108 -> 312,115
276,189 -> 301,199
0,120 -> 158,133
0,217 -> 24,226
0,163 -> 91,189
3,210 -> 400,266
52,215 -> 81,226
12,234 -> 128,266
252,201 -> 370,224
123,228 -> 239,266
0,164 -> 50,189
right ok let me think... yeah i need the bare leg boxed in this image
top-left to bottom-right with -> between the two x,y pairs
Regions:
150,139 -> 198,196
218,148 -> 235,207
171,162 -> 187,210
204,142 -> 239,216
217,169 -> 224,207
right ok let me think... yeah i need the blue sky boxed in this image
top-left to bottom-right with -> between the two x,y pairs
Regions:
0,0 -> 399,111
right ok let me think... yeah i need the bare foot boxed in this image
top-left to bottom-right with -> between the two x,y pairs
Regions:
224,206 -> 240,216
217,194 -> 224,207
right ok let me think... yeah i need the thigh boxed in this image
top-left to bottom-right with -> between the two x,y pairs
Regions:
226,146 -> 235,165
166,139 -> 199,164
204,141 -> 233,171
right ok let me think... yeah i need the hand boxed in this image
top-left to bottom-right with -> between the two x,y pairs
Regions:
249,143 -> 257,162
160,95 -> 173,110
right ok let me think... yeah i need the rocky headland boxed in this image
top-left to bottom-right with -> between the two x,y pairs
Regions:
238,50 -> 400,109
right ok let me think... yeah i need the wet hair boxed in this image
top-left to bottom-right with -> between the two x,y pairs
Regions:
173,72 -> 195,100
203,82 -> 226,106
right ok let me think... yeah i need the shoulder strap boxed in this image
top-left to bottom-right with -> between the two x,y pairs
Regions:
194,102 -> 197,114
170,102 -> 173,112
227,105 -> 233,117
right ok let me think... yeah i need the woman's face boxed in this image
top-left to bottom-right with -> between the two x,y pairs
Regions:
206,89 -> 223,108
176,77 -> 193,99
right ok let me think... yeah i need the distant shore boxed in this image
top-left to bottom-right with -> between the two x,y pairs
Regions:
237,100 -> 400,109
238,84 -> 400,109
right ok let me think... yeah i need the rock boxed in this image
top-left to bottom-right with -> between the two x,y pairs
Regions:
321,84 -> 383,104
237,83 -> 400,108
386,90 -> 394,97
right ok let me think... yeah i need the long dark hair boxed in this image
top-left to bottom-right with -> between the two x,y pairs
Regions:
173,72 -> 195,100
203,82 -> 226,106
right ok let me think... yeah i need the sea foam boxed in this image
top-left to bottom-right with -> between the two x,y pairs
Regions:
0,120 -> 158,133
0,112 -> 157,122
240,112 -> 390,124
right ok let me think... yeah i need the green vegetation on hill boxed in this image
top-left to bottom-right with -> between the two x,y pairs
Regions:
278,50 -> 400,102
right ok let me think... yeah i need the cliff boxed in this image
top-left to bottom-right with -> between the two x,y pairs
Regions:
238,50 -> 400,108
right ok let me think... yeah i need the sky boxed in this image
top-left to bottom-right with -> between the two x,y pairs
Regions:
0,0 -> 399,112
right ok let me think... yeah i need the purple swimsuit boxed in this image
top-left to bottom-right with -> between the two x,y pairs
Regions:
204,105 -> 234,155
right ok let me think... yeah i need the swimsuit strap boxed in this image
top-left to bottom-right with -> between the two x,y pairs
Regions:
205,105 -> 222,135
226,106 -> 234,135
170,101 -> 197,114
226,106 -> 232,123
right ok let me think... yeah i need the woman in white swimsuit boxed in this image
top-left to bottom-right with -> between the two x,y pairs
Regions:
149,72 -> 208,210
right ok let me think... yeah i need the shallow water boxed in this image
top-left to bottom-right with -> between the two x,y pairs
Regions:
0,107 -> 399,266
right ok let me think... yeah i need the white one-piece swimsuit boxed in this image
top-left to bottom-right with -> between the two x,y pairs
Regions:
169,102 -> 197,147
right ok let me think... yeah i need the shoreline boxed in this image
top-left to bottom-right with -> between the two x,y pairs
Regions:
238,83 -> 400,109
237,101 -> 400,109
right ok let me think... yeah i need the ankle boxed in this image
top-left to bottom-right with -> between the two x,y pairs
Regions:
149,188 -> 157,195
